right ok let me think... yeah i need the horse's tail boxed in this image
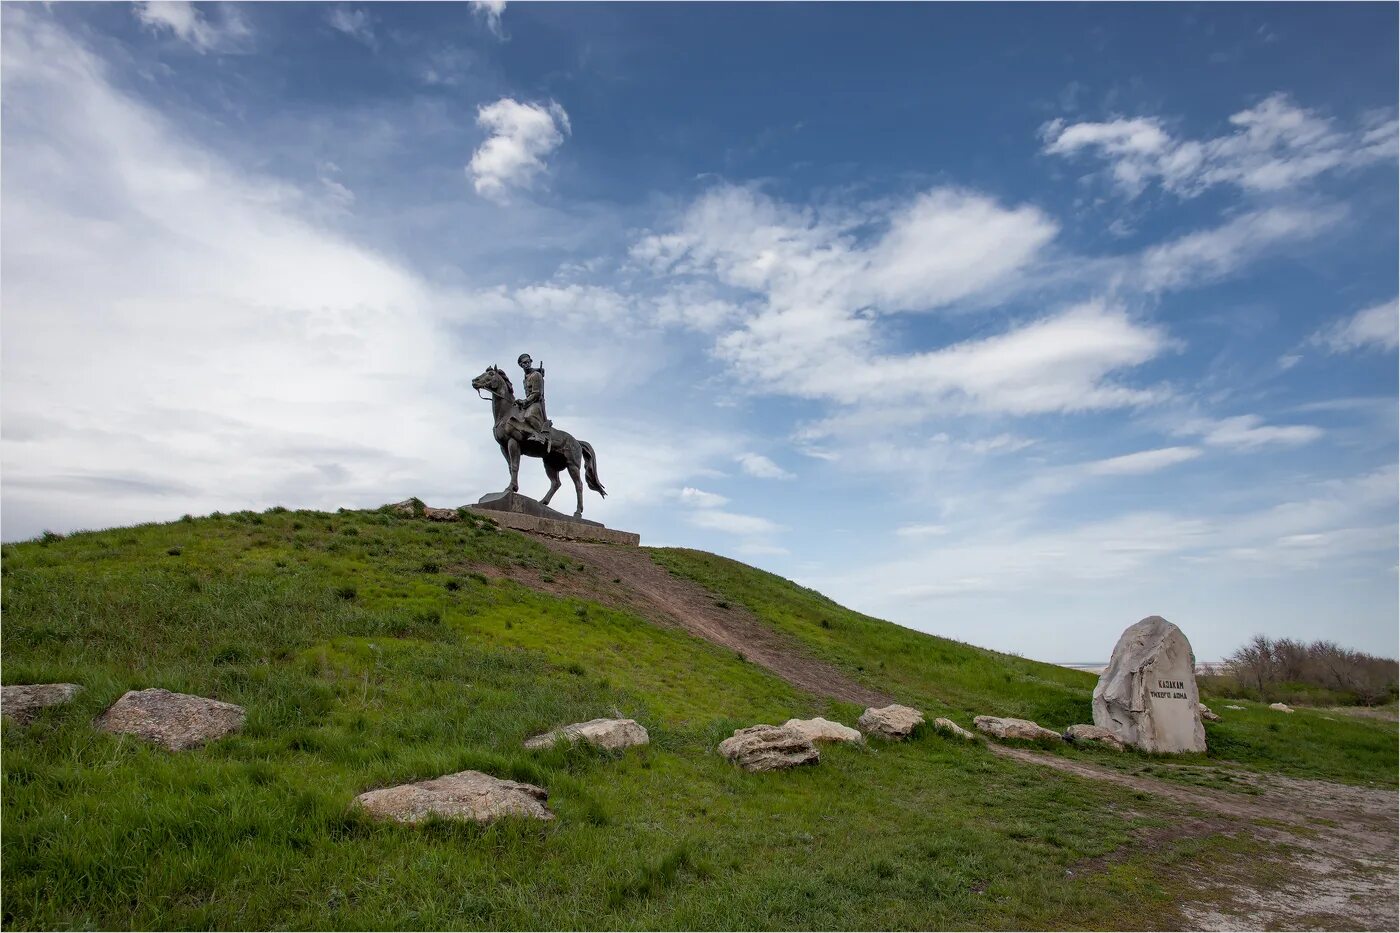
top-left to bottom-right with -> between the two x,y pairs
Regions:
580,441 -> 607,497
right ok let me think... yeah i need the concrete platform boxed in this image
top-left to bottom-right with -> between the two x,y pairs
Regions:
467,492 -> 640,546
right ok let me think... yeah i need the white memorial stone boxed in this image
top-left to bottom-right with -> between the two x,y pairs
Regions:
1092,616 -> 1206,754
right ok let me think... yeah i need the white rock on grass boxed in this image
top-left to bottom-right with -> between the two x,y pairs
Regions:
524,718 -> 649,751
1064,724 -> 1125,750
718,724 -> 819,772
933,718 -> 978,741
857,704 -> 925,739
1225,705 -> 1246,710
94,688 -> 245,751
1269,702 -> 1295,713
2,683 -> 83,726
355,770 -> 553,823
1093,616 -> 1206,754
1198,703 -> 1222,722
973,715 -> 1062,742
782,717 -> 863,744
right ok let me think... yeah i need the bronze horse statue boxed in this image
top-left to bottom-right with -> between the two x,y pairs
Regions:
470,365 -> 606,518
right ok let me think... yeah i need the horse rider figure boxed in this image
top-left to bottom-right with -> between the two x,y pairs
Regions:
516,353 -> 554,453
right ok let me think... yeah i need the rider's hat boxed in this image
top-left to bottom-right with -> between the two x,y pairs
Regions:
517,353 -> 532,367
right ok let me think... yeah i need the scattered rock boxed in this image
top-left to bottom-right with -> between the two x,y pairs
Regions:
1093,616 -> 1207,754
1225,704 -> 1246,710
524,718 -> 649,751
857,704 -> 925,739
974,715 -> 1062,742
1198,702 -> 1222,722
782,717 -> 863,744
389,498 -> 423,516
2,683 -> 83,726
423,506 -> 459,522
1269,702 -> 1294,713
1064,723 -> 1125,750
718,724 -> 819,772
933,717 -> 978,741
354,770 -> 553,824
94,688 -> 245,751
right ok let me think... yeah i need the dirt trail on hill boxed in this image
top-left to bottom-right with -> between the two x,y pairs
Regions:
475,538 -> 891,708
991,745 -> 1399,931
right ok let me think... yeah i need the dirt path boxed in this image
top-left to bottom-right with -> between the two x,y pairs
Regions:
990,745 -> 1399,930
475,537 -> 891,708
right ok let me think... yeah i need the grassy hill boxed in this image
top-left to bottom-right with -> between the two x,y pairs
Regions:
3,507 -> 1395,930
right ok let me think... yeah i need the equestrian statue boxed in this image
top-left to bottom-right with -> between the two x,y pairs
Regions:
471,354 -> 606,518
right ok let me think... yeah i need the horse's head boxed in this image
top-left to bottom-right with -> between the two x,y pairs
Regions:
471,365 -> 514,399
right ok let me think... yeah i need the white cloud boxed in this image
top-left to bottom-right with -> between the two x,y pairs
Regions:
686,509 -> 782,536
471,0 -> 508,39
1135,205 -> 1347,292
1178,415 -> 1324,450
467,98 -> 570,203
895,523 -> 949,538
133,1 -> 250,53
678,486 -> 728,508
1313,298 -> 1399,353
1087,446 -> 1202,476
327,7 -> 375,47
736,452 -> 793,479
1043,93 -> 1398,198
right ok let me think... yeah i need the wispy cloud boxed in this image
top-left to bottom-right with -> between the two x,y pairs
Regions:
326,6 -> 375,48
736,453 -> 793,480
471,0 -> 508,40
1043,93 -> 1398,198
1086,446 -> 1201,476
1313,298 -> 1399,353
132,1 -> 251,53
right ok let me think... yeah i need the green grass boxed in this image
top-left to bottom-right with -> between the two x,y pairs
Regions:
1,508 -> 1390,929
651,547 -> 1399,787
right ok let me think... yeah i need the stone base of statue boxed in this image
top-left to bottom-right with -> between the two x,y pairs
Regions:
468,492 -> 640,546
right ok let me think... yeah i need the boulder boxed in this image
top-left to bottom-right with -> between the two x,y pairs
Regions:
1269,702 -> 1294,713
718,724 -> 819,772
94,688 -> 245,751
857,704 -> 925,739
524,718 -> 649,751
1064,724 -> 1125,750
423,506 -> 459,522
2,683 -> 83,726
1093,616 -> 1207,754
782,717 -> 863,744
933,718 -> 978,741
1198,702 -> 1222,722
389,498 -> 423,516
355,770 -> 552,824
974,715 -> 1062,742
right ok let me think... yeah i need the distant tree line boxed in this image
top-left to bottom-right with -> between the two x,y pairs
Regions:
1200,635 -> 1398,707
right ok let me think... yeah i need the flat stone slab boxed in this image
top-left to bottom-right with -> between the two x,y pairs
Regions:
1064,723 -> 1125,750
974,715 -> 1063,742
933,717 -> 978,741
469,492 -> 639,546
94,688 -> 245,751
2,683 -> 83,726
524,717 -> 649,751
783,717 -> 863,744
354,770 -> 553,823
718,724 -> 820,772
857,704 -> 925,739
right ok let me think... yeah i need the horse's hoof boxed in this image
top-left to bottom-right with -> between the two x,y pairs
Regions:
573,511 -> 583,519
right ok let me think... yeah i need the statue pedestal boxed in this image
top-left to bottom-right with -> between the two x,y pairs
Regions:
468,492 -> 640,546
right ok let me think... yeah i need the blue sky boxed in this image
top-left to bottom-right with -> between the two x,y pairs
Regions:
3,2 -> 1396,662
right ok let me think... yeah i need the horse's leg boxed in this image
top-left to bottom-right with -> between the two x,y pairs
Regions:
567,461 -> 584,518
505,438 -> 521,494
540,458 -> 562,507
